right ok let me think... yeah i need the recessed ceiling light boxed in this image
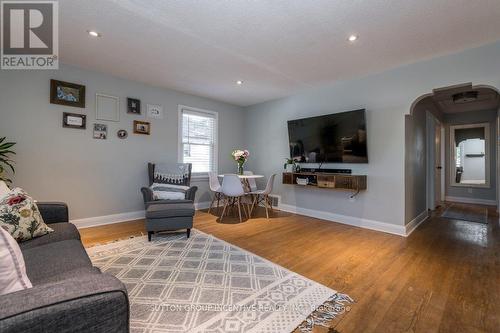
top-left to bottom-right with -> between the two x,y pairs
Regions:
236,80 -> 243,85
348,34 -> 358,42
87,30 -> 101,37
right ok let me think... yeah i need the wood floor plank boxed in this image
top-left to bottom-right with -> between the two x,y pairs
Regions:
79,205 -> 500,333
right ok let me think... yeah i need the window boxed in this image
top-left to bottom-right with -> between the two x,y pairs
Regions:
178,105 -> 218,176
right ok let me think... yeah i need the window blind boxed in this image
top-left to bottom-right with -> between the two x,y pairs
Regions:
180,108 -> 217,174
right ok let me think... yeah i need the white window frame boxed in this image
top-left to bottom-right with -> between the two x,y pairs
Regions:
178,105 -> 218,179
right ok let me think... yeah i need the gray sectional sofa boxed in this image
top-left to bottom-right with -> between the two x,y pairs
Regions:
0,202 -> 129,333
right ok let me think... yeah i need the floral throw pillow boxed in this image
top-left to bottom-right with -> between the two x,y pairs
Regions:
0,188 -> 53,242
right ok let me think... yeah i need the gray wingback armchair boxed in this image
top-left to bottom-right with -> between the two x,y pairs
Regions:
141,163 -> 198,207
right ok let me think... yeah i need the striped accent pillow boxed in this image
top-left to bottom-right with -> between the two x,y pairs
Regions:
0,226 -> 32,295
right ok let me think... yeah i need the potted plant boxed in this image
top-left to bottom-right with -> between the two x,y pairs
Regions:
0,137 -> 16,183
284,158 -> 296,173
231,149 -> 250,175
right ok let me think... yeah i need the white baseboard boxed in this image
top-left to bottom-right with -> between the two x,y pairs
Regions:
405,210 -> 429,236
73,201 -> 212,229
72,210 -> 145,229
445,196 -> 497,206
277,203 -> 407,236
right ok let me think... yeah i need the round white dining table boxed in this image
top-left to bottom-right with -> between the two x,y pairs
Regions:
218,174 -> 264,179
218,174 -> 264,193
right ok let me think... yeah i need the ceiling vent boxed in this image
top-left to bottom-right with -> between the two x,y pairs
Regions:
452,91 -> 479,104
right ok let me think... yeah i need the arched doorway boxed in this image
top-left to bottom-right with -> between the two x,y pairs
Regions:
405,83 -> 500,230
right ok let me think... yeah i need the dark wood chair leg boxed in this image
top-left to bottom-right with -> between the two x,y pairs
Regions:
187,228 -> 191,238
148,231 -> 153,241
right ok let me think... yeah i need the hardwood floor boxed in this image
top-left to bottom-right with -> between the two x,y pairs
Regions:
79,204 -> 500,333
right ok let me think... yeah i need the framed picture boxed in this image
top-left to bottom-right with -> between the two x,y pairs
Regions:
147,104 -> 163,119
96,93 -> 120,122
50,79 -> 86,108
117,129 -> 128,139
127,98 -> 141,114
93,123 -> 108,139
63,112 -> 86,129
133,120 -> 150,135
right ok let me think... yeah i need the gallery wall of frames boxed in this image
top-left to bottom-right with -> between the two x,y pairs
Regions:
51,79 -> 163,140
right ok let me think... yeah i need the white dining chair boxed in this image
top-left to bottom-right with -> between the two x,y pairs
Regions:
220,174 -> 249,223
243,171 -> 258,192
208,172 -> 223,214
249,174 -> 276,219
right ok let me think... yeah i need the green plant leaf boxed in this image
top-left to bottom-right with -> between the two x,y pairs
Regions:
0,142 -> 15,150
0,150 -> 15,156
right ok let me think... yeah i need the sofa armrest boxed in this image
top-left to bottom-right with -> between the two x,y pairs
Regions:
36,202 -> 69,224
185,186 -> 198,201
0,274 -> 129,333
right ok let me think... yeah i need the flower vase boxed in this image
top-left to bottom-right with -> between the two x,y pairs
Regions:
237,162 -> 244,175
285,164 -> 295,173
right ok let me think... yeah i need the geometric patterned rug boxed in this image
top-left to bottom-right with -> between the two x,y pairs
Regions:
86,229 -> 352,333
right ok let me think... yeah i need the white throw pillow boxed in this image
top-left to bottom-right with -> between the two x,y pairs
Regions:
0,226 -> 32,295
0,181 -> 9,201
151,183 -> 190,191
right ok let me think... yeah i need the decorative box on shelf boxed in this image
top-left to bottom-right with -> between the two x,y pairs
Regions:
282,172 -> 367,197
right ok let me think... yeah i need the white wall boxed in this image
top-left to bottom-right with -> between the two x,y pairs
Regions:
0,64 -> 245,220
244,41 -> 500,230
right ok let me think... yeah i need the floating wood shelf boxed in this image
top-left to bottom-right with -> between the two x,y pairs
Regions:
282,172 -> 367,197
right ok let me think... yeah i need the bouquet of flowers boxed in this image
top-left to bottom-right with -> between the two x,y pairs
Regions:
231,149 -> 250,175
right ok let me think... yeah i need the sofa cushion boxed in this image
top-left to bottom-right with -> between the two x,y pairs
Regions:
0,226 -> 32,295
23,239 -> 92,285
146,202 -> 195,219
0,188 -> 53,242
19,222 -> 80,250
37,266 -> 102,284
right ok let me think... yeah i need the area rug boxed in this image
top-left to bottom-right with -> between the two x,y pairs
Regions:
86,229 -> 352,333
441,203 -> 488,224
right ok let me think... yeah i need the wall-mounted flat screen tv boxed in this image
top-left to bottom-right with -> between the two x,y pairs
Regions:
287,109 -> 368,163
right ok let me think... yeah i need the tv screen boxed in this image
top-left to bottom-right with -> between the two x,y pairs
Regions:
287,109 -> 368,163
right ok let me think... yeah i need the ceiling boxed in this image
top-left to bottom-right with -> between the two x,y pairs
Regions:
59,0 -> 500,106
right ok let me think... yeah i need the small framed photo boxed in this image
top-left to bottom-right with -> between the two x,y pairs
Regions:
63,112 -> 86,129
133,120 -> 150,135
117,129 -> 128,139
96,93 -> 120,122
93,123 -> 108,139
147,104 -> 163,119
127,98 -> 141,114
50,79 -> 86,108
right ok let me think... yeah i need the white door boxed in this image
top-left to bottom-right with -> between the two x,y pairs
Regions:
434,123 -> 443,208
